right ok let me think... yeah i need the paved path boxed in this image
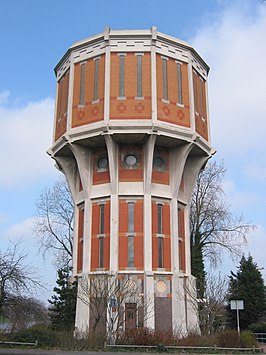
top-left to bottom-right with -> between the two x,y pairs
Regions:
0,348 -> 265,355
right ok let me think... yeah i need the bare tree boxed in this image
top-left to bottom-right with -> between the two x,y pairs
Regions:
34,175 -> 74,267
0,240 -> 44,318
4,295 -> 49,333
78,274 -> 151,343
190,161 -> 255,297
183,273 -> 228,335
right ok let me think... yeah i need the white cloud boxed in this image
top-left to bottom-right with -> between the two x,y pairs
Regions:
4,217 -> 36,241
0,90 -> 10,105
190,1 -> 266,156
0,96 -> 56,187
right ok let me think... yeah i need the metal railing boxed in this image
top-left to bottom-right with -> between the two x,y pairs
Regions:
254,333 -> 266,344
0,340 -> 38,347
107,343 -> 263,353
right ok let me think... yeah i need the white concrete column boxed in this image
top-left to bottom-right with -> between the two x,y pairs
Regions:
151,26 -> 157,123
188,60 -> 196,132
104,27 -> 110,125
75,277 -> 90,334
83,198 -> 92,273
67,52 -> 75,132
170,198 -> 179,274
110,194 -> 119,273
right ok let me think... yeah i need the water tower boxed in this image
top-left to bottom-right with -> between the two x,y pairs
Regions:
48,27 -> 214,334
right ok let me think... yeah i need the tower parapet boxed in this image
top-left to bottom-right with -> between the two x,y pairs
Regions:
48,27 -> 214,334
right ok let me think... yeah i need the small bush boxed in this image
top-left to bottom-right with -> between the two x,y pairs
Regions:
8,325 -> 59,347
216,329 -> 240,348
240,330 -> 258,348
215,329 -> 258,348
57,331 -> 106,351
117,328 -> 179,346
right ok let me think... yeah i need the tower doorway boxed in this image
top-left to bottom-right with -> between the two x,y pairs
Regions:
125,303 -> 137,330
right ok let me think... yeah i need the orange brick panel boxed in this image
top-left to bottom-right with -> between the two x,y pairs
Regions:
163,236 -> 171,271
119,200 -> 128,234
152,202 -> 158,270
119,169 -> 143,182
110,97 -> 151,120
178,208 -> 186,272
156,55 -> 190,127
77,207 -> 84,273
55,72 -> 69,141
152,170 -> 169,185
104,234 -> 110,269
91,203 -> 100,235
110,52 -> 151,120
90,234 -> 99,271
163,204 -> 170,235
92,170 -> 110,185
72,56 -> 105,128
135,200 -> 143,233
104,201 -> 110,233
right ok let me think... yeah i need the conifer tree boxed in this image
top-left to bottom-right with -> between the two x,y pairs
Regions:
227,255 -> 266,330
48,266 -> 77,331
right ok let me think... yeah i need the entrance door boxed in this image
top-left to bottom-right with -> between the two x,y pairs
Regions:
125,303 -> 137,330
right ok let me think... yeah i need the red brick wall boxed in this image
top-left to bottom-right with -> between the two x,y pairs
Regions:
119,145 -> 144,182
156,55 -> 190,127
152,201 -> 171,271
110,53 -> 151,120
152,148 -> 170,185
55,70 -> 69,141
92,148 -> 111,185
72,55 -> 105,127
178,207 -> 186,272
193,71 -> 208,141
118,199 -> 144,270
91,200 -> 110,271
77,206 -> 84,273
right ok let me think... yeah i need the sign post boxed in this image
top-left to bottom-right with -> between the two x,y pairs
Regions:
230,300 -> 244,334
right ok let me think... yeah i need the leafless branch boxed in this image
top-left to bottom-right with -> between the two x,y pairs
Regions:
33,175 -> 74,267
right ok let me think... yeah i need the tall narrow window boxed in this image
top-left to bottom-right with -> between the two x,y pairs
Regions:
99,204 -> 105,234
177,62 -> 183,105
77,206 -> 84,272
94,58 -> 99,101
99,204 -> 105,268
162,58 -> 168,101
158,203 -> 163,235
119,55 -> 125,97
79,63 -> 85,106
128,202 -> 135,267
178,207 -> 185,272
199,78 -> 205,118
157,203 -> 163,268
193,71 -> 198,113
57,78 -> 63,119
137,55 -> 142,98
158,236 -> 163,268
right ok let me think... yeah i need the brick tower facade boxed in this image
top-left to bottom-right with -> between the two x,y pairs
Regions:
48,27 -> 214,335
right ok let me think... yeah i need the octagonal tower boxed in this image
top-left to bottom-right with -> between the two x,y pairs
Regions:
48,27 -> 215,334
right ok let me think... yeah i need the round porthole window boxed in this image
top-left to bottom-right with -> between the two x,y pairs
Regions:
125,154 -> 137,167
154,156 -> 165,169
156,280 -> 167,293
97,156 -> 108,169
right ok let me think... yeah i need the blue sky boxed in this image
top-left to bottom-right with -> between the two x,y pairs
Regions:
1,0 -> 266,302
